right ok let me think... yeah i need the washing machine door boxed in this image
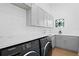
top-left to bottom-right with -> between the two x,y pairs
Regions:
44,42 -> 52,56
24,51 -> 39,56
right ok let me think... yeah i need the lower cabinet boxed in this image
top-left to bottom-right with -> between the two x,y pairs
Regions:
51,35 -> 56,48
55,35 -> 79,52
55,35 -> 66,49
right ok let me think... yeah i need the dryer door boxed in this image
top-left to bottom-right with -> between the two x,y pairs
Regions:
24,51 -> 39,56
44,42 -> 52,56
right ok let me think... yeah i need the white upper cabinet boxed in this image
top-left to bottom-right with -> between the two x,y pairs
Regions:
43,12 -> 47,27
48,15 -> 53,27
12,3 -> 54,28
38,7 -> 44,26
31,4 -> 39,26
43,11 -> 54,27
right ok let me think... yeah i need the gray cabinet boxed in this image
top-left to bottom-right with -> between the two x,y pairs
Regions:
51,35 -> 56,48
65,36 -> 79,51
78,39 -> 79,52
55,35 -> 66,49
55,35 -> 79,52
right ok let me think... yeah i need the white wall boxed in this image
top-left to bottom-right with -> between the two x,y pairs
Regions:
1,3 -> 79,49
0,3 -> 54,49
48,3 -> 79,36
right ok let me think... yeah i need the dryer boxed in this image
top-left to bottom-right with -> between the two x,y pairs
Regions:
39,36 -> 52,56
0,39 -> 40,56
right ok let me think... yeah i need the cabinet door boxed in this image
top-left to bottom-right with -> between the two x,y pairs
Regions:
47,15 -> 50,27
55,35 -> 66,49
43,12 -> 46,27
31,4 -> 54,27
51,36 -> 56,48
50,16 -> 54,27
31,5 -> 39,26
56,35 -> 79,52
48,15 -> 54,28
44,14 -> 49,27
78,39 -> 79,52
65,36 -> 79,51
46,14 -> 54,28
38,7 -> 44,26
44,13 -> 48,27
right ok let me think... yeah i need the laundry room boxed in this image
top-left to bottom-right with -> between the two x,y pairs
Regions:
0,0 -> 79,58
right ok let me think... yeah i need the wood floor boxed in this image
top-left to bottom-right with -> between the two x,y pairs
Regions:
48,48 -> 78,56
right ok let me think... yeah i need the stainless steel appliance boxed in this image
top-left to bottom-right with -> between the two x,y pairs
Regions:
39,36 -> 52,56
0,40 -> 40,56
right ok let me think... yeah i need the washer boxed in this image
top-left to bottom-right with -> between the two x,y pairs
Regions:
0,40 -> 40,56
0,45 -> 22,56
39,36 -> 52,56
21,40 -> 40,56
